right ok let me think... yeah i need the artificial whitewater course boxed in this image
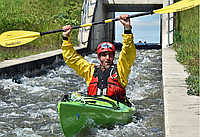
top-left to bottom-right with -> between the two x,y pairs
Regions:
0,49 -> 163,136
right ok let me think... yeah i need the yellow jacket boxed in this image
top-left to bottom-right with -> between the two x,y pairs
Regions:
62,34 -> 136,88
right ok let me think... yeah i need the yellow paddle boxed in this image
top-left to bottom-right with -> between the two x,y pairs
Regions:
0,0 -> 199,47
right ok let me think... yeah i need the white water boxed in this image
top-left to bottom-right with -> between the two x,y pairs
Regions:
0,49 -> 163,137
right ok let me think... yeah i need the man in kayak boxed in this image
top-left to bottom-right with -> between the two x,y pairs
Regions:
62,14 -> 136,100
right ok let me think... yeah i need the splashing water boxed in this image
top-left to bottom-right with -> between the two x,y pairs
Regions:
0,49 -> 163,137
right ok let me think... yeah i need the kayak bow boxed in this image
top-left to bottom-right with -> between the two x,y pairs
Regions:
57,93 -> 136,136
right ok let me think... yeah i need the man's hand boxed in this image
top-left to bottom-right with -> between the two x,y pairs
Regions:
62,25 -> 72,37
119,14 -> 130,29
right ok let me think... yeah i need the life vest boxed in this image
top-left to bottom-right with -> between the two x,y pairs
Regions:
88,64 -> 126,99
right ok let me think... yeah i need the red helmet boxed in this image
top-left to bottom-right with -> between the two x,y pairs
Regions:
97,42 -> 115,56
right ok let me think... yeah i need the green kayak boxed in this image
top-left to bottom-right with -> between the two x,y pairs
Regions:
58,93 -> 136,137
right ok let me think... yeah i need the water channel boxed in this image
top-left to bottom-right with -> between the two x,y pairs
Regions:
0,49 -> 164,137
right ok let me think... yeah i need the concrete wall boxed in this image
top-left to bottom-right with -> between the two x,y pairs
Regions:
87,0 -> 174,50
103,0 -> 163,12
0,47 -> 88,79
88,0 -> 115,52
103,0 -> 163,3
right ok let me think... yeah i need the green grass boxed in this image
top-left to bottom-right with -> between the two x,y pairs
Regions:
0,0 -> 83,61
173,5 -> 199,95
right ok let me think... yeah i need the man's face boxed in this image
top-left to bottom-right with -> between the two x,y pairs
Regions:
99,51 -> 114,69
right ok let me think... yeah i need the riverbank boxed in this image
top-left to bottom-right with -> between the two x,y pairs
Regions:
0,0 -> 83,62
162,47 -> 199,137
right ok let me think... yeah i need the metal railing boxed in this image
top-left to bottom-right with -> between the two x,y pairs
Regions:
167,0 -> 174,47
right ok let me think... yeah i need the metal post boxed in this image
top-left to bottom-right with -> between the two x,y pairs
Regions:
168,0 -> 170,47
160,14 -> 162,46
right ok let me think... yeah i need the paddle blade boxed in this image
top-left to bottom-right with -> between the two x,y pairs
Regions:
0,30 -> 40,47
153,0 -> 199,14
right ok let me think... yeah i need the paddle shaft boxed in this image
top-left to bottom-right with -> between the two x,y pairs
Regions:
40,25 -> 82,36
40,11 -> 153,36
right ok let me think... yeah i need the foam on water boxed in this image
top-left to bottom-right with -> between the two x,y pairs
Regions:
0,49 -> 163,136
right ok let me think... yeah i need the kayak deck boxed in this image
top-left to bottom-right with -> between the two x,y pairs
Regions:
58,94 -> 136,136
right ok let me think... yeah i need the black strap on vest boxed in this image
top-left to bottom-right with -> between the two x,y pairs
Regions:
93,65 -> 117,95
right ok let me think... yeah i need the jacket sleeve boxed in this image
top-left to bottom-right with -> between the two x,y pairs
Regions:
61,37 -> 95,86
117,34 -> 136,88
